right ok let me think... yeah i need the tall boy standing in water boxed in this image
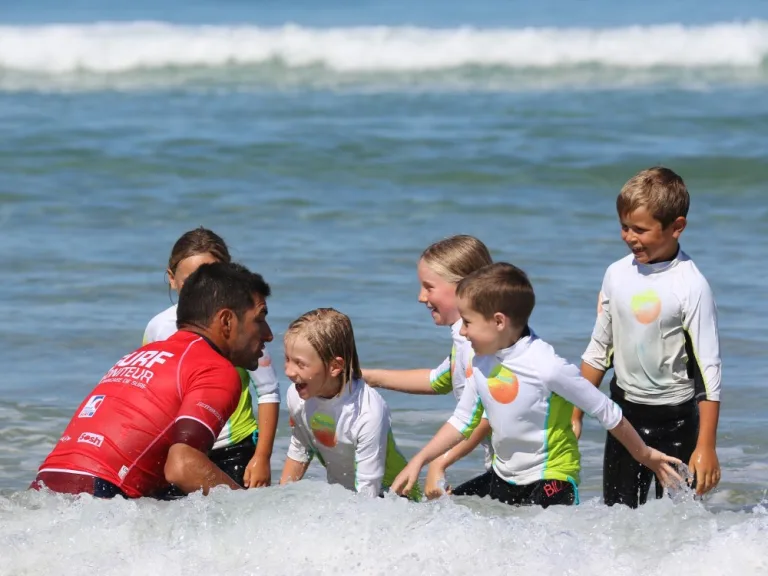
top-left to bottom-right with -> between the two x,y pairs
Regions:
572,167 -> 722,508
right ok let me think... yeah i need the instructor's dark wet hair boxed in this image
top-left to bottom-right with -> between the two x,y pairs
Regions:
176,262 -> 271,330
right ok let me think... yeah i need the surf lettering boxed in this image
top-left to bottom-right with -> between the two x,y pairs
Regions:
103,365 -> 156,385
105,350 -> 174,385
115,350 -> 174,369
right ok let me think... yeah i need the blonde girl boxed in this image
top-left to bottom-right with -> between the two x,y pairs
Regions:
362,235 -> 494,499
281,308 -> 420,500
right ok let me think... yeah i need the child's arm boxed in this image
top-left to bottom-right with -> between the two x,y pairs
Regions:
244,351 -> 281,488
573,281 -> 613,438
391,423 -> 466,496
572,363 -> 606,438
546,360 -> 682,487
280,457 -> 310,484
683,278 -> 723,495
605,418 -> 681,486
244,402 -> 279,488
280,429 -> 312,484
280,395 -> 313,485
392,375 -> 484,496
692,401 -> 720,495
362,368 -> 437,395
364,351 -> 457,395
425,418 -> 491,499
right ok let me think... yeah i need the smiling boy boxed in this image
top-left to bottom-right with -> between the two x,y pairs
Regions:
391,263 -> 682,507
573,166 -> 723,508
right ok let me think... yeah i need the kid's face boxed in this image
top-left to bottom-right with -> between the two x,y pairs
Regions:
417,259 -> 459,326
168,252 -> 219,292
620,207 -> 686,265
284,334 -> 341,400
457,297 -> 503,356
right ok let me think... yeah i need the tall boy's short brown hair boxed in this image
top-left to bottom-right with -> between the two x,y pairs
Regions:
616,167 -> 690,228
456,262 -> 535,328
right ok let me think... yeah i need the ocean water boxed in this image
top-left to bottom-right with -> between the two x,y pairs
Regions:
1,0 -> 768,574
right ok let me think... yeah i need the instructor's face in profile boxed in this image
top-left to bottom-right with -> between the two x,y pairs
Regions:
229,294 -> 273,371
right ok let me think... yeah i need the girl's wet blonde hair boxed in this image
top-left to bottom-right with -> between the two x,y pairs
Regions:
285,308 -> 362,393
420,234 -> 493,284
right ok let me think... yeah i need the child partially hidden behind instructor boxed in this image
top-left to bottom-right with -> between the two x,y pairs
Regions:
573,166 -> 722,508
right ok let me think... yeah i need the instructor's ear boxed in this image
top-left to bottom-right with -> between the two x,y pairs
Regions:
218,309 -> 235,338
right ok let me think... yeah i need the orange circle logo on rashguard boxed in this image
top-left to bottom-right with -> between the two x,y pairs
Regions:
310,413 -> 337,447
487,365 -> 519,404
465,364 -> 473,378
631,289 -> 661,324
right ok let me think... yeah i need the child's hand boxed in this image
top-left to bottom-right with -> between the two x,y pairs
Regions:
689,446 -> 720,495
571,416 -> 583,440
640,448 -> 683,488
244,454 -> 271,488
425,461 -> 448,500
571,407 -> 586,439
391,460 -> 422,496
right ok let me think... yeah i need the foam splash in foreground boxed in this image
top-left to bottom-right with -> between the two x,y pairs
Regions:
2,481 -> 767,576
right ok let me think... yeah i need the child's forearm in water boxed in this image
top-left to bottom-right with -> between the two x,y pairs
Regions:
436,418 -> 491,470
280,457 -> 310,484
425,419 -> 491,498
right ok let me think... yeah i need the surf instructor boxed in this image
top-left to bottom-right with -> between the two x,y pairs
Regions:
31,261 -> 273,499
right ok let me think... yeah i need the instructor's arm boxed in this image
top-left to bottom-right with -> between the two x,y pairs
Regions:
164,419 -> 240,494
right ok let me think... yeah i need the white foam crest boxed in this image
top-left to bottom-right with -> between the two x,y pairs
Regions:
2,482 -> 768,575
0,21 -> 767,74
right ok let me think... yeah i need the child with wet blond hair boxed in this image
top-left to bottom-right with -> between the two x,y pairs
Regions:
281,308 -> 420,500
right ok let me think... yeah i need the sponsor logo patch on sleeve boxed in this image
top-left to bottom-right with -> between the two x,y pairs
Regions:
78,395 -> 106,418
77,432 -> 104,448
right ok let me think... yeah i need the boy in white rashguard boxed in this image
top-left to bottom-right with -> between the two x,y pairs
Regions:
280,308 -> 421,501
573,167 -> 722,508
392,263 -> 682,507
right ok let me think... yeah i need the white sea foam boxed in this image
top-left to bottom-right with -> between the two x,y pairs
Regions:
1,482 -> 767,575
0,21 -> 766,74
